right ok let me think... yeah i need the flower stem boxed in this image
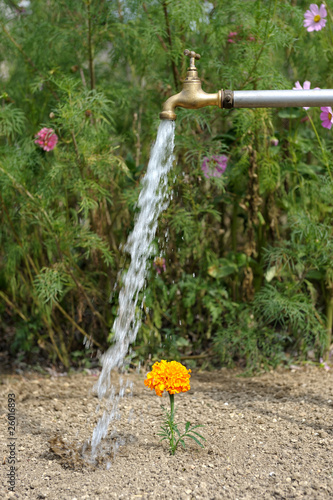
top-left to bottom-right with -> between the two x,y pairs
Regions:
86,0 -> 96,90
169,393 -> 175,454
306,112 -> 333,182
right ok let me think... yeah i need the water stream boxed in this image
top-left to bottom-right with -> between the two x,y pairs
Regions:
90,120 -> 175,459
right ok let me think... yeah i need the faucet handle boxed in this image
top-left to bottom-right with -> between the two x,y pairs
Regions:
184,49 -> 201,69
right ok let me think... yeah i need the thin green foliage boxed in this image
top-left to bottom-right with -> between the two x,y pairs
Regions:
0,0 -> 332,369
158,394 -> 205,455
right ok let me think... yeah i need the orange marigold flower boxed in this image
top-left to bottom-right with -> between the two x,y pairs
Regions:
144,360 -> 191,397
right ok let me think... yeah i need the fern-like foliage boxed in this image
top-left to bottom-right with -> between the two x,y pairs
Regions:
0,0 -> 332,369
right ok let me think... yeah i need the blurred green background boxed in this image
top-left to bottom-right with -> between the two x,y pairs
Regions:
1,0 -> 332,373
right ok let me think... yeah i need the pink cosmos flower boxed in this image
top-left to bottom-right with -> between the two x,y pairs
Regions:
227,31 -> 238,43
293,80 -> 320,110
303,3 -> 327,32
201,155 -> 228,179
320,107 -> 333,129
34,127 -> 58,151
153,257 -> 166,274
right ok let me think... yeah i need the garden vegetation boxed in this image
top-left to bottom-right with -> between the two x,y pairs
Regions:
0,0 -> 332,372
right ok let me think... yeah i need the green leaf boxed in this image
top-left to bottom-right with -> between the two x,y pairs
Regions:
185,421 -> 191,433
305,269 -> 324,280
208,258 -> 238,279
174,426 -> 181,437
179,438 -> 186,449
187,430 -> 206,441
187,434 -> 205,448
278,108 -> 302,119
153,306 -> 162,329
0,104 -> 26,139
187,424 -> 204,430
258,211 -> 265,225
175,337 -> 190,348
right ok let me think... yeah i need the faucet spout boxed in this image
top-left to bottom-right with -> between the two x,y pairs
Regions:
161,50 -> 333,120
160,50 -> 221,121
160,88 -> 221,121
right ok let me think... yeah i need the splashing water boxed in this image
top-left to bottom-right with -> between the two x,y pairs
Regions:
90,120 -> 175,458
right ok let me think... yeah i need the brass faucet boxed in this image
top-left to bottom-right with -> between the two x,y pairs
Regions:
160,50 -> 223,121
160,49 -> 333,119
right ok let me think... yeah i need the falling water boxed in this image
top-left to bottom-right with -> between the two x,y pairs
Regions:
90,120 -> 175,458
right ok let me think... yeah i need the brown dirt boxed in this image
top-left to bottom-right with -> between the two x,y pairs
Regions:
0,365 -> 332,499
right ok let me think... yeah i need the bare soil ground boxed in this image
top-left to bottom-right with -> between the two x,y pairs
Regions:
0,365 -> 332,499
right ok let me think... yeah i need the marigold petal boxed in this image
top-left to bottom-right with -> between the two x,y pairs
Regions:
144,360 -> 191,396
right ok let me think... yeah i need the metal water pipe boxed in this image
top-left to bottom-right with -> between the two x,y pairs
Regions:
160,49 -> 333,120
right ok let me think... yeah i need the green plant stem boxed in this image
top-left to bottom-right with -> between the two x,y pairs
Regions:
0,194 -> 64,359
142,3 -> 168,52
55,302 -> 103,348
46,322 -> 67,366
86,0 -> 96,91
71,130 -> 82,165
323,2 -> 333,45
240,0 -> 273,89
231,197 -> 238,253
169,393 -> 175,454
0,291 -> 28,321
162,1 -> 180,91
1,181 -> 104,356
306,112 -> 333,182
0,162 -> 107,330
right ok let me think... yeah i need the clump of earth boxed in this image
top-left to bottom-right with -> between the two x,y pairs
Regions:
1,365 -> 332,499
